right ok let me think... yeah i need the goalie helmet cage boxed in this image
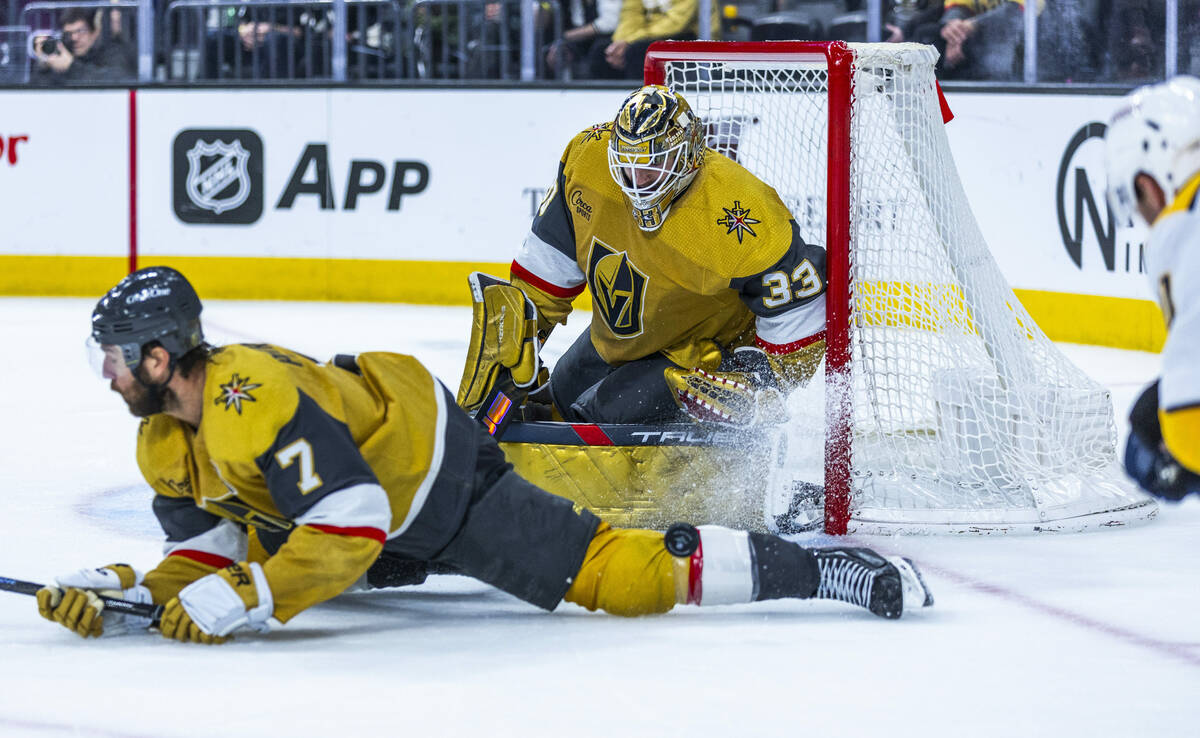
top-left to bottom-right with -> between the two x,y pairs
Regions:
644,40 -> 1157,535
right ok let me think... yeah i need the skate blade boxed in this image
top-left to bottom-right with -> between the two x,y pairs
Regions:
889,556 -> 935,612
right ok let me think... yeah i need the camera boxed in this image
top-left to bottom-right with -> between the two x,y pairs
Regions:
30,33 -> 65,58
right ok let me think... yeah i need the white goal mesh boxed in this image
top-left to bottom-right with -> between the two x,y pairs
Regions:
650,41 -> 1156,534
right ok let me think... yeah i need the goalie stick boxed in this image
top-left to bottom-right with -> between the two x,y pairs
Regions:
0,575 -> 164,626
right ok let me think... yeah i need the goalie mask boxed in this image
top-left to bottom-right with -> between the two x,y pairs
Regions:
608,85 -> 705,232
1105,75 -> 1200,227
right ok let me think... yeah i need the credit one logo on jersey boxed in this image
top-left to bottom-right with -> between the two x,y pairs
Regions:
587,238 -> 647,338
1056,122 -> 1145,274
173,129 -> 264,224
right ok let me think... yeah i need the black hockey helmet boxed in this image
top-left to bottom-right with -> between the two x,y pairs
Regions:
91,266 -> 204,370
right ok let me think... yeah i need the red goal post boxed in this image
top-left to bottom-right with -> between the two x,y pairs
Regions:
646,41 -> 855,534
643,41 -> 1156,535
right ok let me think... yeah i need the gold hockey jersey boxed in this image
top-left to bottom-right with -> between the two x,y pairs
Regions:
512,122 -> 827,374
136,344 -> 469,622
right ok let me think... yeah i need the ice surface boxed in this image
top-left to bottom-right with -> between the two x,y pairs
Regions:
1,298 -> 1196,738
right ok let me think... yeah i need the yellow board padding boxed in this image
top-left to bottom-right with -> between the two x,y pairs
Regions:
0,254 -> 598,309
147,257 -> 511,305
856,279 -> 976,334
0,254 -> 1162,352
1012,288 -> 1165,353
0,255 -> 131,296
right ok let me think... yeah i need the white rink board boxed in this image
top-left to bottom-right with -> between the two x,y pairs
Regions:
0,90 -> 128,256
946,93 -> 1150,300
0,87 -> 1148,302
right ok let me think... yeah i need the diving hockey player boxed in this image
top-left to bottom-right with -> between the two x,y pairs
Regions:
1106,75 -> 1200,501
36,267 -> 932,643
457,85 -> 827,425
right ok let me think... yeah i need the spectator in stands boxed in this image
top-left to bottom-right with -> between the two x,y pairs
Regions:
476,1 -> 533,78
202,6 -> 309,80
344,4 -> 400,79
884,1 -> 944,43
1033,0 -> 1100,82
408,0 -> 464,78
909,0 -> 1032,81
1099,0 -> 1160,82
587,0 -> 716,80
546,0 -> 621,78
1186,1 -> 1200,76
32,7 -> 134,83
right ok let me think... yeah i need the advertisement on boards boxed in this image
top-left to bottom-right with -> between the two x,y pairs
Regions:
136,88 -> 625,263
0,86 -> 1157,321
944,92 -> 1149,301
0,90 -> 127,256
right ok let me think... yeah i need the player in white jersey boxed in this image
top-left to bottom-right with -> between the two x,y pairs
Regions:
1105,75 -> 1200,501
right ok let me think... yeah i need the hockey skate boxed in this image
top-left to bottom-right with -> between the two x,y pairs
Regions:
773,481 -> 825,533
814,547 -> 934,619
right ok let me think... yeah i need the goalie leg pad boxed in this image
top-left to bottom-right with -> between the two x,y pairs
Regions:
456,272 -> 541,412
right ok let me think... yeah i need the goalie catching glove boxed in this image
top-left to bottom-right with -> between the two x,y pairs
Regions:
159,562 -> 274,644
456,272 -> 542,414
665,348 -> 788,426
36,564 -> 154,638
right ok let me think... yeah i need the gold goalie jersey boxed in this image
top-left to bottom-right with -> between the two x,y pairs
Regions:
511,123 -> 827,376
1148,172 -> 1200,473
135,344 -> 470,622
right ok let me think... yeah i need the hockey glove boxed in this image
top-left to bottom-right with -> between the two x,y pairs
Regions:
664,365 -> 788,426
721,346 -> 782,389
159,599 -> 227,645
746,338 -> 826,391
36,564 -> 155,638
456,273 -> 541,413
1124,381 -> 1200,501
159,562 -> 273,643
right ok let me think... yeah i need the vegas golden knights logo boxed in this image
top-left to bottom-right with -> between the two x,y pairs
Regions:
587,239 -> 647,338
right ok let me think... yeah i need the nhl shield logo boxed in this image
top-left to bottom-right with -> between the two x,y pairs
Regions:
173,129 -> 264,224
587,238 -> 648,338
185,139 -> 252,215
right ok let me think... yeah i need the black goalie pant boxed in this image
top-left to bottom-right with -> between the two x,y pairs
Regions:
547,327 -> 682,424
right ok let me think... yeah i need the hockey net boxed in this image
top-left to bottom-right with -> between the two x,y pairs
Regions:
645,41 -> 1156,534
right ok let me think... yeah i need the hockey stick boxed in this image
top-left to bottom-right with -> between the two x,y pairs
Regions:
0,576 -> 163,626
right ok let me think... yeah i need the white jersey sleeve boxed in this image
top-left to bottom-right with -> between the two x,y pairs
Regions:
1147,192 -> 1200,412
